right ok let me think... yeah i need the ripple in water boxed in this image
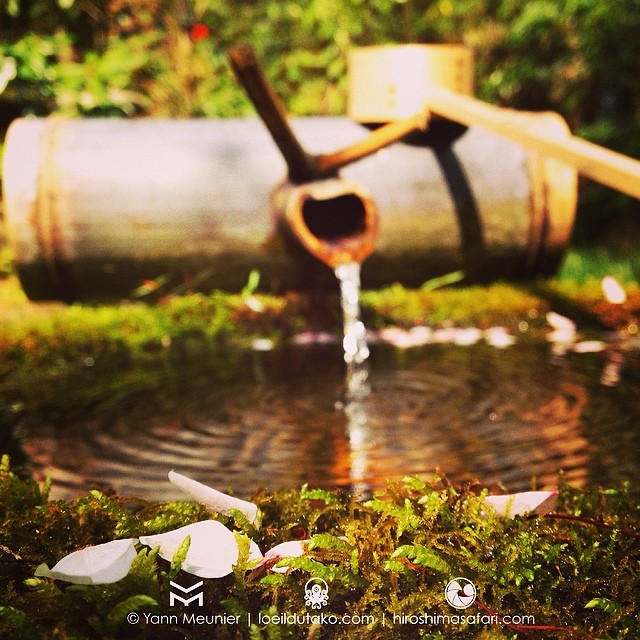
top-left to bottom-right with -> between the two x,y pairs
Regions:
15,343 -> 640,501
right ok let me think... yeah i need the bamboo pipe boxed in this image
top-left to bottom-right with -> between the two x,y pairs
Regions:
228,44 -> 428,181
422,87 -> 640,201
3,116 -> 577,300
229,44 -> 319,183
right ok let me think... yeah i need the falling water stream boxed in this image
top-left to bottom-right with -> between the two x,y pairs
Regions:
335,262 -> 372,497
335,262 -> 370,397
12,335 -> 640,501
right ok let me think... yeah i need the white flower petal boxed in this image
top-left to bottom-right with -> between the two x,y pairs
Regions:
37,538 -> 137,585
407,326 -> 433,345
546,312 -> 576,331
139,520 -> 257,578
245,296 -> 264,312
378,327 -> 412,348
550,341 -> 571,357
291,331 -> 337,345
431,327 -> 460,344
484,327 -> 516,349
573,340 -> 606,354
251,338 -> 274,352
601,276 -> 626,304
547,328 -> 576,345
377,326 -> 433,348
484,490 -> 559,519
257,540 -> 307,574
264,540 -> 307,560
248,540 -> 264,563
34,563 -> 53,579
168,471 -> 259,525
452,327 -> 482,346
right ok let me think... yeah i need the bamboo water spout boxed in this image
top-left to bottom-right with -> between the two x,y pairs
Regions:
3,47 -> 582,302
229,44 -> 427,269
273,178 -> 378,269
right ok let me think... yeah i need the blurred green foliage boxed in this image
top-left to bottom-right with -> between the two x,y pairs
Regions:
0,0 -> 637,128
1,0 -> 639,237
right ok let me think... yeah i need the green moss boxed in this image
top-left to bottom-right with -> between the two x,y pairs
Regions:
557,247 -> 640,285
360,282 -> 548,331
1,272 -> 638,419
0,457 -> 638,639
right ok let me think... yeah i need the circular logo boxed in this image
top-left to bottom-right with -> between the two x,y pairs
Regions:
304,577 -> 329,609
445,577 -> 477,609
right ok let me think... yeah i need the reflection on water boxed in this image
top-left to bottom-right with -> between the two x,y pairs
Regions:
15,342 -> 640,501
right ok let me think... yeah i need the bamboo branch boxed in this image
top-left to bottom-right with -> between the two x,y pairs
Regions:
229,44 -> 319,183
315,112 -> 429,175
229,44 -> 428,182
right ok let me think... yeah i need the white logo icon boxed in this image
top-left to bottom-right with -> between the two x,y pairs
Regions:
169,580 -> 204,607
445,577 -> 476,609
304,577 -> 329,609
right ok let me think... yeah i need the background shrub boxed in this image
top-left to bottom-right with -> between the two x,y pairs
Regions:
1,0 -> 639,243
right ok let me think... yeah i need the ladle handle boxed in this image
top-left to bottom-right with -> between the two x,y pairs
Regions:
229,44 -> 319,183
424,87 -> 640,201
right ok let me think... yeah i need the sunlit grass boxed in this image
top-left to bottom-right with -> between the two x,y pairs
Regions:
557,246 -> 639,285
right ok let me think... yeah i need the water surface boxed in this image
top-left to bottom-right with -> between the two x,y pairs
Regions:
15,340 -> 640,500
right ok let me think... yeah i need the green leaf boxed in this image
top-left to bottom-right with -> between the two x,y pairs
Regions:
300,487 -> 339,504
231,507 -> 259,539
221,599 -> 249,621
584,598 -> 620,614
259,573 -> 288,586
233,531 -> 261,576
383,559 -> 411,574
402,476 -> 427,491
421,270 -> 465,292
308,534 -> 353,553
350,548 -> 359,574
241,269 -> 261,297
170,534 -> 191,576
282,556 -> 364,586
0,606 -> 36,635
107,595 -> 158,627
364,498 -> 421,535
391,544 -> 451,574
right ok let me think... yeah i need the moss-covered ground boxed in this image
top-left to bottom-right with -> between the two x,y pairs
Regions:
0,456 -> 638,639
1,246 -> 639,638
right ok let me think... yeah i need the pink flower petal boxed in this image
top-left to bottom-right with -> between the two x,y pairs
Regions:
484,490 -> 559,518
169,470 -> 259,525
35,538 -> 137,584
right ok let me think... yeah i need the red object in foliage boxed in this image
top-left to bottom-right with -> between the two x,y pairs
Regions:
190,23 -> 210,42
